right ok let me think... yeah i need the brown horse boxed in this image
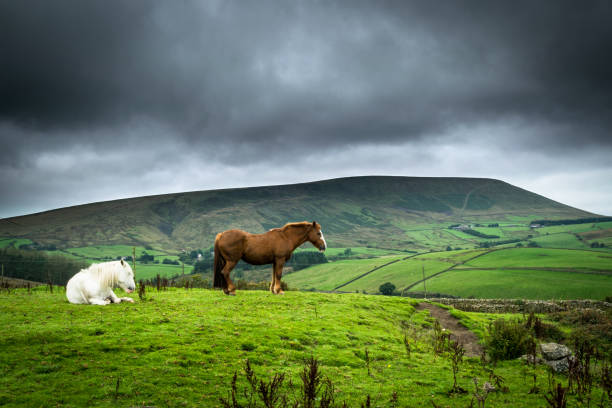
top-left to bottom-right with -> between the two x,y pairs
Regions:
213,221 -> 327,295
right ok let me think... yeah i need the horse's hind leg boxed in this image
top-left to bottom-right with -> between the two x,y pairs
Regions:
222,260 -> 238,295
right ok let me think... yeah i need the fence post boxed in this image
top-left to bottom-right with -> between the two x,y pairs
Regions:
132,247 -> 136,275
422,266 -> 427,300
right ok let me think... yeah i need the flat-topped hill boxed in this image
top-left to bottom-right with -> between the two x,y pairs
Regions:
0,176 -> 595,250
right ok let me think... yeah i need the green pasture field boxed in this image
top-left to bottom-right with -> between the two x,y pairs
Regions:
1,289 -> 605,408
295,246 -> 408,257
411,248 -> 485,263
470,226 -> 507,237
443,228 -> 485,243
65,245 -> 170,260
404,228 -> 464,249
425,269 -> 612,300
535,221 -> 612,236
340,258 -> 453,293
463,248 -> 612,271
133,263 -> 193,281
530,232 -> 589,250
0,237 -> 33,249
55,245 -> 186,280
286,246 -> 612,299
286,249 -> 486,293
284,256 -> 405,291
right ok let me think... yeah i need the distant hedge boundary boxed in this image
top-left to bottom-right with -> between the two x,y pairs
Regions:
530,217 -> 612,227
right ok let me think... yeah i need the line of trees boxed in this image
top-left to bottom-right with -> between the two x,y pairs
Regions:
286,251 -> 327,271
0,248 -> 87,285
461,229 -> 500,239
530,217 -> 612,226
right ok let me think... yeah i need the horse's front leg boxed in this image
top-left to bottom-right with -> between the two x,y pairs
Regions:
89,297 -> 111,305
108,290 -> 134,304
272,258 -> 286,295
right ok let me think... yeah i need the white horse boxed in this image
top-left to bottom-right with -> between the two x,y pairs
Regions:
66,259 -> 136,305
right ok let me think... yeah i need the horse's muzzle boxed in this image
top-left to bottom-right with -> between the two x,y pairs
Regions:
126,288 -> 134,293
319,245 -> 326,251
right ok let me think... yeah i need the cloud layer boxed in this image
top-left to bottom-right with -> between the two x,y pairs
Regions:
1,1 -> 611,217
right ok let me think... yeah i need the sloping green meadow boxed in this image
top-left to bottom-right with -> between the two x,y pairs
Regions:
0,289 -> 585,408
340,258 -> 453,293
286,247 -> 612,299
284,256 -> 405,291
464,248 -> 612,271
425,269 -> 612,299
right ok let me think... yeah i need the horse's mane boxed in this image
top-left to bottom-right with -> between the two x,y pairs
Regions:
84,261 -> 120,288
269,222 -> 312,233
282,221 -> 312,231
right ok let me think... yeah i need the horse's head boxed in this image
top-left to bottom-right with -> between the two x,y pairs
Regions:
118,259 -> 136,293
307,221 -> 327,252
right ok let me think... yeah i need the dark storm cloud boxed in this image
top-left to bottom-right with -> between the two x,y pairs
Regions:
1,0 -> 612,217
2,0 -> 611,150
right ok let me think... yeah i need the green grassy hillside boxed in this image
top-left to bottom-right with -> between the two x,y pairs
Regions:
286,247 -> 612,300
0,176 -> 596,252
1,289 -> 608,407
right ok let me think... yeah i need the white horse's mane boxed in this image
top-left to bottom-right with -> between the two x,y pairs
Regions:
83,261 -> 121,288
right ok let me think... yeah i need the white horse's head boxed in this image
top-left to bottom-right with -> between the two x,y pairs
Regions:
118,259 -> 136,293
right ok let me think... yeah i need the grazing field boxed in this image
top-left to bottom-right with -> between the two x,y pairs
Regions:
132,263 -> 193,281
287,247 -> 612,299
64,245 -> 170,260
0,237 -> 33,249
425,269 -> 612,300
530,232 -> 589,249
58,245 -> 188,280
340,258 -> 453,293
295,246 -> 410,258
1,289 -> 607,408
284,256 -> 405,291
463,248 -> 612,271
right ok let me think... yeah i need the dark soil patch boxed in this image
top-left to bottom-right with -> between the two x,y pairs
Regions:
416,302 -> 483,357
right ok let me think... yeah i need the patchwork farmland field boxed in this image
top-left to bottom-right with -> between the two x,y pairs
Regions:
283,255 -> 406,291
424,269 -> 612,299
287,247 -> 612,299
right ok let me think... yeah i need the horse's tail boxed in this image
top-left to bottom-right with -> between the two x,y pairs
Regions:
213,233 -> 227,289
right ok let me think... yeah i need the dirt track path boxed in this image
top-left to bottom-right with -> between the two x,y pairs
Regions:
416,302 -> 483,357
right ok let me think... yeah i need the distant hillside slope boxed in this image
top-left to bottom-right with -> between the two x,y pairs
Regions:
0,176 -> 596,250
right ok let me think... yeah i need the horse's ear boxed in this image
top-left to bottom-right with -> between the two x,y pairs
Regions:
120,259 -> 125,266
312,221 -> 317,228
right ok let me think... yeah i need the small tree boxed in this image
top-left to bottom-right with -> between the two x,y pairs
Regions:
379,282 -> 396,296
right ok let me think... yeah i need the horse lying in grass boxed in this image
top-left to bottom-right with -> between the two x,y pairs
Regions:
213,221 -> 327,295
66,259 -> 136,305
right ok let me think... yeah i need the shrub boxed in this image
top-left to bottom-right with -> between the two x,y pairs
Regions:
525,312 -> 565,342
379,282 -> 396,296
485,318 -> 532,362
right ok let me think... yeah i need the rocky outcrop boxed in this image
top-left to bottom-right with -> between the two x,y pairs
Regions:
540,343 -> 571,361
521,343 -> 573,373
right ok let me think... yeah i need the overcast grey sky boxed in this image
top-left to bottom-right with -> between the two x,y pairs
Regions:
1,0 -> 611,218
